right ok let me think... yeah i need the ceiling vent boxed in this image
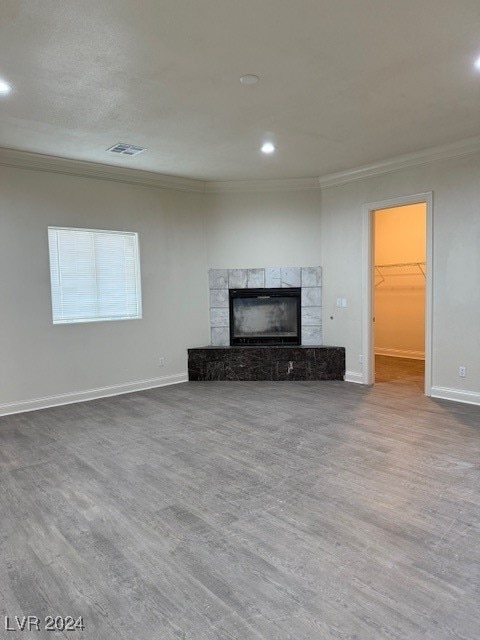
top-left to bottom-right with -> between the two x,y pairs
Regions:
106,143 -> 146,156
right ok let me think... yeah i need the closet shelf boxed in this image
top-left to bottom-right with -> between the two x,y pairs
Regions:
375,262 -> 426,287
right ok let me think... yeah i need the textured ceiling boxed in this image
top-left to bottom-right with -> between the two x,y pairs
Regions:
0,0 -> 479,181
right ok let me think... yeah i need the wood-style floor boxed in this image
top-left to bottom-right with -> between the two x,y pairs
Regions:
375,354 -> 425,390
0,372 -> 479,639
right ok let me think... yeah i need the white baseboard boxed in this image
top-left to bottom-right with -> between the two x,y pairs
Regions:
0,373 -> 188,417
375,348 -> 425,360
344,371 -> 364,384
430,386 -> 480,407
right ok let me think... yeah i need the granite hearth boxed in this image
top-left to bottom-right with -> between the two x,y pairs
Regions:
188,346 -> 345,381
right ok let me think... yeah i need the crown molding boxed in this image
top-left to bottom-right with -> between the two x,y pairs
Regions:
1,136 -> 480,195
0,147 -> 206,193
318,136 -> 480,188
204,176 -> 321,193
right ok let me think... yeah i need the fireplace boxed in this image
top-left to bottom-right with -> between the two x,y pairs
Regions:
229,288 -> 301,346
209,267 -> 322,347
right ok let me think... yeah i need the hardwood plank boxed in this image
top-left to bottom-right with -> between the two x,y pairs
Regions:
0,378 -> 479,639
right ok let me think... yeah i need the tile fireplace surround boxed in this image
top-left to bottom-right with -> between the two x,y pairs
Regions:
208,267 -> 322,346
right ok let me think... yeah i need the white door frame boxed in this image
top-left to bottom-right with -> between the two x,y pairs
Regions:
361,192 -> 433,395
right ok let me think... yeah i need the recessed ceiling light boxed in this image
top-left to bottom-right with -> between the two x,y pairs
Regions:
261,142 -> 275,154
240,74 -> 259,85
0,79 -> 12,95
474,55 -> 480,70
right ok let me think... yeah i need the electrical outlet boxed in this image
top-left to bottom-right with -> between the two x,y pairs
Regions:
459,366 -> 466,378
336,298 -> 342,308
158,357 -> 165,367
342,298 -> 347,308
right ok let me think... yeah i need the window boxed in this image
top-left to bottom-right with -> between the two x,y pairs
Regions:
48,227 -> 142,324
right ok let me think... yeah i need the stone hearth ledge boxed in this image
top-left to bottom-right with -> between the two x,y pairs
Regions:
188,345 -> 345,381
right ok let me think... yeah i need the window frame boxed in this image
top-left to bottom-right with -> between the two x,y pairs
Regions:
47,225 -> 142,325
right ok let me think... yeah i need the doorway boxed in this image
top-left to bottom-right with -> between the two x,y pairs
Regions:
374,204 -> 426,390
362,193 -> 433,395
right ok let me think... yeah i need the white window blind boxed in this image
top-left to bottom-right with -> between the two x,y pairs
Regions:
48,227 -> 142,324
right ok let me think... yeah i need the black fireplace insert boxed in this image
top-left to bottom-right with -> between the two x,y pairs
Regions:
229,288 -> 301,346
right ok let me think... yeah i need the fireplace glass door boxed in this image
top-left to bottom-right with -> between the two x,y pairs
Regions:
229,288 -> 301,345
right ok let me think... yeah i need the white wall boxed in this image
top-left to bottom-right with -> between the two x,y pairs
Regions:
321,153 -> 480,401
2,151 -> 479,412
0,165 -> 209,413
205,189 -> 322,268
